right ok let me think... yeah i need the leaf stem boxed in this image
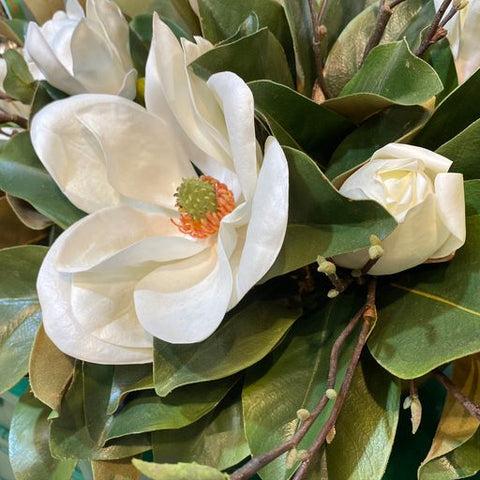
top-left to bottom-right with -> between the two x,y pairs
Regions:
307,0 -> 331,99
434,369 -> 480,421
229,279 -> 377,480
0,108 -> 28,129
291,279 -> 377,479
414,0 -> 452,57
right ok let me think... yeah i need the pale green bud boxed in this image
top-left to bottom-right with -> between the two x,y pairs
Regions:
326,388 -> 337,400
317,260 -> 336,275
296,408 -> 310,421
327,289 -> 339,299
368,244 -> 384,260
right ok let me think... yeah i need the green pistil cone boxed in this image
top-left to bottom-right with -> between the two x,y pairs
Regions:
175,178 -> 217,220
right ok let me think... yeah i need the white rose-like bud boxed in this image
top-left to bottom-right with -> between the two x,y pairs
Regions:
333,143 -> 466,275
24,0 -> 136,98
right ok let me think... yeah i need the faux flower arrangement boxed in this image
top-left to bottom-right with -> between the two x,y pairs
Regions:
0,0 -> 479,479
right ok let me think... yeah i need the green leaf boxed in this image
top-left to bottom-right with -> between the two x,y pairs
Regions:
91,458 -> 141,480
436,119 -> 480,180
264,147 -> 396,280
132,459 -> 228,480
190,28 -> 294,88
324,0 -> 434,96
117,0 -> 200,36
383,376 -> 447,480
419,430 -> 480,480
280,0 -> 315,96
418,355 -> 480,480
0,245 -> 47,394
152,387 -> 249,471
414,68 -> 480,150
197,0 -> 293,62
340,40 -> 442,105
50,362 -> 151,460
3,49 -> 36,104
0,19 -> 27,44
325,353 -> 400,480
465,180 -> 480,217
242,288 -> 366,480
217,12 -> 259,45
248,80 -> 353,166
154,281 -> 300,396
369,215 -> 480,379
0,132 -> 85,229
9,391 -> 77,480
107,364 -> 154,415
29,325 -> 75,412
106,376 -> 238,441
326,105 -> 431,183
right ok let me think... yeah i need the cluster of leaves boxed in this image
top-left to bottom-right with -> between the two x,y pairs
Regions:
0,0 -> 479,479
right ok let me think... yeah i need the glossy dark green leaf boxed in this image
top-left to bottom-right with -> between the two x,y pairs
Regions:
423,38 -> 458,104
197,0 -> 292,63
153,388 -> 249,471
280,0 -> 315,96
108,364 -> 154,415
264,147 -> 396,280
154,281 -> 300,396
243,288 -> 366,480
414,68 -> 480,150
326,105 -> 431,182
436,119 -> 480,180
383,377 -> 446,480
132,459 -> 228,480
50,362 -> 151,460
418,356 -> 480,480
106,376 -> 238,441
341,40 -> 442,102
190,28 -> 294,88
0,245 -> 47,394
9,391 -> 77,480
3,49 -> 35,104
324,0 -> 434,96
369,215 -> 480,379
217,12 -> 259,44
248,80 -> 352,165
0,132 -> 85,229
325,353 -> 400,480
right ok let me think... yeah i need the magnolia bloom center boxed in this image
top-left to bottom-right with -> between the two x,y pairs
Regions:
172,175 -> 235,238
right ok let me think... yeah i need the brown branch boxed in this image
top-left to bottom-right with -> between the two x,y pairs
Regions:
292,281 -> 377,479
361,0 -> 409,64
439,5 -> 457,27
230,279 -> 377,480
307,0 -> 331,99
0,109 -> 28,129
434,369 -> 480,421
414,0 -> 452,57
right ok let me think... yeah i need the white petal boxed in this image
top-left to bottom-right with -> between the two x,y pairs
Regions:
231,137 -> 289,303
372,143 -> 452,176
145,15 -> 232,176
207,72 -> 258,202
134,243 -> 233,344
55,206 -> 207,273
455,0 -> 480,83
38,235 -> 153,364
70,19 -> 131,95
30,94 -> 195,213
334,195 -> 450,275
430,173 -> 466,258
66,0 -> 85,18
86,0 -> 133,72
25,22 -> 86,95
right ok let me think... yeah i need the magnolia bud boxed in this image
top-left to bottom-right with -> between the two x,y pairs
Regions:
317,260 -> 336,275
326,388 -> 337,400
368,244 -> 384,260
327,289 -> 339,299
297,408 -> 310,421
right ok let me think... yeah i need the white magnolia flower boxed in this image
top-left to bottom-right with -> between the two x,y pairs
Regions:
434,0 -> 480,83
24,0 -> 136,98
333,143 -> 465,275
30,16 -> 289,364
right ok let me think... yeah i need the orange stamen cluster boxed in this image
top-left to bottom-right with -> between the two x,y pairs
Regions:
172,175 -> 235,239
